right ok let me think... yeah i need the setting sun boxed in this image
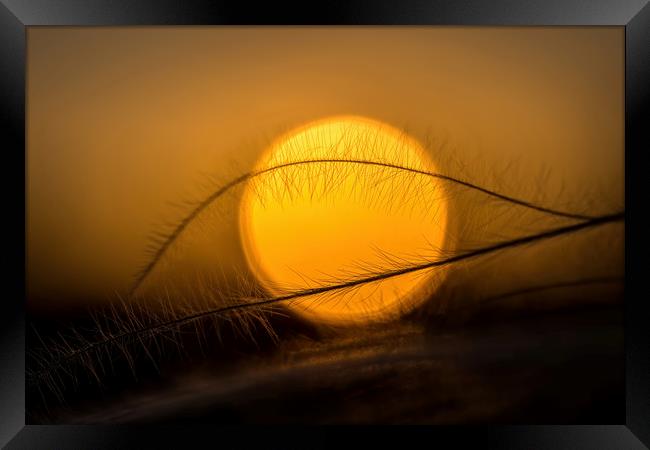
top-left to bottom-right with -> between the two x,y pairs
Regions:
239,116 -> 449,325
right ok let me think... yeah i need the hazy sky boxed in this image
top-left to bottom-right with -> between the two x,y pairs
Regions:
27,27 -> 624,310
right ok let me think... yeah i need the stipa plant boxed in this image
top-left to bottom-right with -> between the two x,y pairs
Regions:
27,126 -> 624,410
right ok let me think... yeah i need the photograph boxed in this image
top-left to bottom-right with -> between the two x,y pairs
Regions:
24,26 -> 626,425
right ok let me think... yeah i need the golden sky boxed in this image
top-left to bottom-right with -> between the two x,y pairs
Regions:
27,27 -> 624,311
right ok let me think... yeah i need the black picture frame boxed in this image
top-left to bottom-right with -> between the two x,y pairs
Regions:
1,1 -> 648,448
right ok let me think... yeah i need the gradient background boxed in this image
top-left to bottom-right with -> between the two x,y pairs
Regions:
26,27 -> 624,311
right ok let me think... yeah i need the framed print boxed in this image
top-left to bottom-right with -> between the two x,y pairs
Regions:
1,0 -> 649,448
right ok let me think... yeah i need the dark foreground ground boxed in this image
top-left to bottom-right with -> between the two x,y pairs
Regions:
32,303 -> 623,424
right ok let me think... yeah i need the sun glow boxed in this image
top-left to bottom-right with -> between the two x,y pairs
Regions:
239,116 -> 449,325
